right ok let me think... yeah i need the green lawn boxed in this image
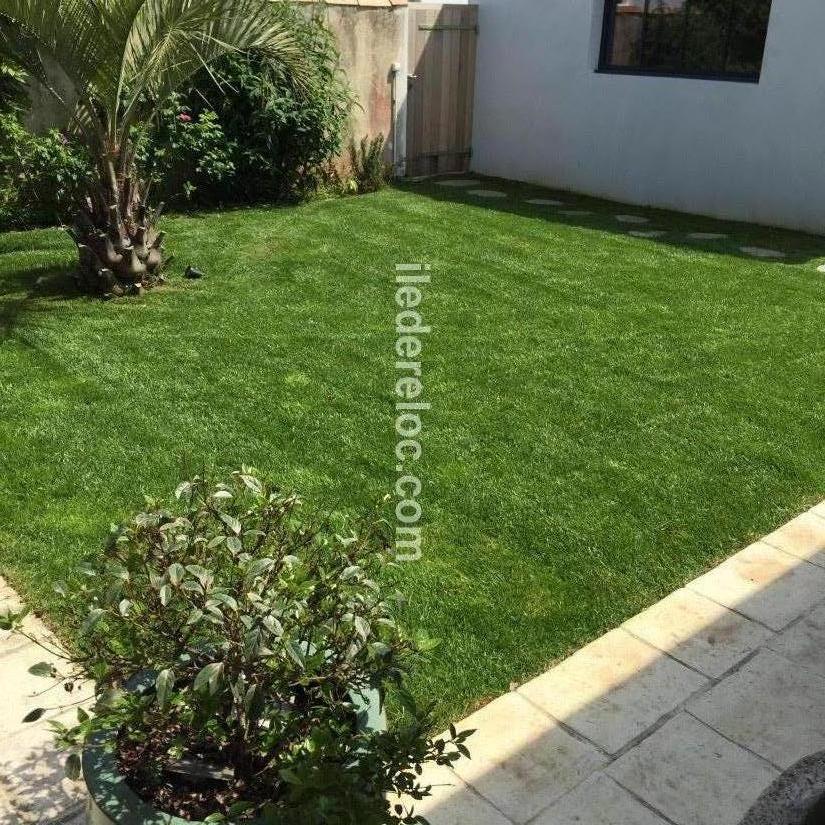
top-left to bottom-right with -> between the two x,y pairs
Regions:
2,179 -> 825,724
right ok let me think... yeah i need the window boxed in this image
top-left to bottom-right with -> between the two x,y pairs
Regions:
599,0 -> 773,82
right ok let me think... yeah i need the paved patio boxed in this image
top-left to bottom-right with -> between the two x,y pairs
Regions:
1,501 -> 825,824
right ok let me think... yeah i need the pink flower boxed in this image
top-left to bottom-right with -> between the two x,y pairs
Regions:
178,113 -> 192,123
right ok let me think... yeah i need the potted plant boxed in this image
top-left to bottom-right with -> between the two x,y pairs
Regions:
0,469 -> 472,824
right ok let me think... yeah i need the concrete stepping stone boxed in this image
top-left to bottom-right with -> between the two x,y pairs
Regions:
533,772 -> 668,825
607,713 -> 779,825
436,179 -> 480,188
525,198 -> 564,206
686,540 -> 825,631
689,649 -> 825,769
689,232 -> 728,240
615,214 -> 649,224
518,628 -> 708,755
559,209 -> 592,217
467,189 -> 508,199
741,246 -> 786,259
622,587 -> 773,679
762,510 -> 825,568
628,230 -> 666,239
450,691 -> 607,823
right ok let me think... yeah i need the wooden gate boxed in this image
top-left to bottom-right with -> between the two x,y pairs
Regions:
405,4 -> 478,178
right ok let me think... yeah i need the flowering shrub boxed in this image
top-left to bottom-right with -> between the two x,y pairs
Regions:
133,102 -> 236,204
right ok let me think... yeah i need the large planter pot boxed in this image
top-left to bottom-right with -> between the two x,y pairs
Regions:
83,687 -> 386,825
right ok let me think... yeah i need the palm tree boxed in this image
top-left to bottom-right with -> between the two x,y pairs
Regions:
0,0 -> 309,294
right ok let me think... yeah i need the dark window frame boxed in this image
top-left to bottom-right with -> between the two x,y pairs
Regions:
597,0 -> 769,83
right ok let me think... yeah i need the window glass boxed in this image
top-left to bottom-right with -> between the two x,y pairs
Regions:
600,0 -> 773,80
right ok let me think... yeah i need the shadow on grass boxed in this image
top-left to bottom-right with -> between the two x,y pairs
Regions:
399,175 -> 825,267
0,262 -> 81,343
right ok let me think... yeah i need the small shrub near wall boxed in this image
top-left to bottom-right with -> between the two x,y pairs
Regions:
346,134 -> 390,195
0,46 -> 91,231
0,114 -> 91,230
142,4 -> 354,207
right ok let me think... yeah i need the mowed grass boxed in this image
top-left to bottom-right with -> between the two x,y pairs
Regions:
2,179 -> 825,724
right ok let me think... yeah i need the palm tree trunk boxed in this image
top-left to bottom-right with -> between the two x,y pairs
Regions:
70,150 -> 166,296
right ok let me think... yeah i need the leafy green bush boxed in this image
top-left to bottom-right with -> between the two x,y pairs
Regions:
0,113 -> 91,230
133,99 -> 236,204
146,4 -> 353,206
347,135 -> 389,195
1,469 -> 471,825
0,44 -> 91,230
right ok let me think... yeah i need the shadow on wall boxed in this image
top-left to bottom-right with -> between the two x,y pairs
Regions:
400,174 -> 825,265
408,513 -> 825,825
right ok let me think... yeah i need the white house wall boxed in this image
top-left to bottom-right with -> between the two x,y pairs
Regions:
471,0 -> 825,233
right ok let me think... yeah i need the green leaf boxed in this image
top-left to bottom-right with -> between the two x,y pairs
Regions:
185,608 -> 204,626
227,801 -> 253,817
77,707 -> 90,723
65,753 -> 81,780
22,707 -> 45,723
27,662 -> 54,678
262,615 -> 283,636
285,640 -> 305,670
369,642 -> 391,657
226,535 -> 242,553
80,608 -> 105,635
159,585 -> 172,606
167,563 -> 185,586
239,474 -> 262,495
220,513 -> 242,535
194,662 -> 224,694
156,668 -> 174,709
354,615 -> 370,640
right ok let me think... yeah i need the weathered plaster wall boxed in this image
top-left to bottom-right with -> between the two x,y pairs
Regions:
319,5 -> 406,147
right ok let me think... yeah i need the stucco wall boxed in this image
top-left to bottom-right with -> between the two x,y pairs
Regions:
318,5 -> 406,149
471,0 -> 825,233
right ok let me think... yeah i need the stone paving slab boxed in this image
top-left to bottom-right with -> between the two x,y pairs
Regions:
762,510 -> 825,568
531,772 -> 668,825
0,711 -> 86,824
622,587 -> 773,679
689,649 -> 825,769
607,712 -> 779,825
0,642 -> 93,740
450,691 -> 607,824
399,762 -> 511,825
686,540 -> 825,631
519,628 -> 708,755
767,603 -> 825,679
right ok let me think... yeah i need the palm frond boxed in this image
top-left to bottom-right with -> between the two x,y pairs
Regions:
0,0 -> 311,146
119,0 -> 311,128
